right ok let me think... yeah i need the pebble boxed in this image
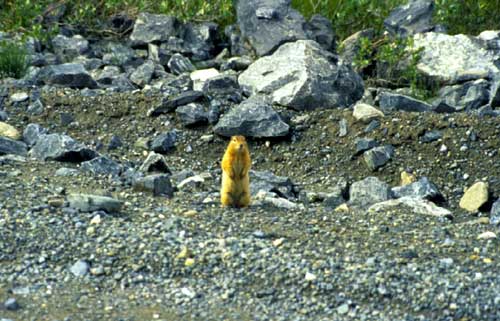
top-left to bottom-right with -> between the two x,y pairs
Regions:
477,231 -> 497,240
4,298 -> 20,311
10,92 -> 29,103
70,260 -> 90,277
337,303 -> 349,314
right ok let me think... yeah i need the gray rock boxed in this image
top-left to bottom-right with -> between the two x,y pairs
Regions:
108,135 -> 122,150
130,13 -> 181,45
150,131 -> 177,153
102,43 -> 136,67
338,118 -> 348,137
27,99 -> 44,115
236,0 -> 307,56
30,133 -> 97,162
110,74 -> 136,92
74,57 -> 104,71
224,24 -> 252,56
0,137 -> 28,156
67,194 -> 123,213
70,260 -> 90,277
221,56 -> 253,72
340,29 -> 375,66
80,156 -> 122,176
378,91 -> 432,113
392,177 -> 443,203
420,130 -> 442,143
60,112 -> 74,126
239,40 -> 363,110
0,111 -> 7,121
39,63 -> 98,89
151,90 -> 205,115
183,22 -> 218,61
138,151 -> 171,174
213,95 -> 289,138
384,0 -> 435,37
10,92 -> 29,103
55,167 -> 79,176
22,123 -> 48,147
129,60 -> 155,87
433,79 -> 490,112
364,145 -> 394,171
304,14 -> 336,52
202,74 -> 240,97
364,120 -> 380,133
168,54 -> 195,75
490,77 -> 500,107
176,103 -> 208,126
354,138 -> 378,156
491,198 -> 500,225
148,43 -> 171,66
133,174 -> 174,197
250,170 -> 297,199
413,32 -> 500,85
51,34 -> 89,61
350,176 -> 392,207
4,298 -> 20,311
369,196 -> 452,218
93,66 -> 121,85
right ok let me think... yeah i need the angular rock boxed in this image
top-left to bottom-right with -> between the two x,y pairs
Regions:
221,57 -> 253,72
202,74 -> 240,98
148,43 -> 171,66
129,59 -> 155,87
27,99 -> 44,115
490,77 -> 500,107
0,137 -> 28,156
224,24 -> 252,56
133,174 -> 174,197
490,198 -> 500,225
384,0 -> 435,37
151,91 -> 205,115
102,43 -> 136,67
22,123 -> 48,147
110,74 -> 136,92
0,122 -> 21,140
304,14 -> 336,52
150,131 -> 177,153
130,13 -> 181,45
239,40 -> 363,110
138,151 -> 171,174
30,134 -> 97,162
190,68 -> 220,91
80,156 -> 122,176
413,32 -> 500,85
183,22 -> 218,61
70,260 -> 90,277
4,297 -> 20,311
213,95 -> 289,138
354,138 -> 378,156
420,130 -> 442,143
364,145 -> 394,171
108,135 -> 122,150
39,63 -> 98,88
353,103 -> 384,122
378,91 -> 432,113
392,177 -> 443,202
369,196 -> 452,218
236,0 -> 307,56
168,53 -> 195,75
51,34 -> 89,61
176,103 -> 208,126
349,176 -> 392,207
459,181 -> 489,212
433,79 -> 490,112
67,193 -> 123,213
250,170 -> 297,199
338,118 -> 348,137
93,66 -> 121,85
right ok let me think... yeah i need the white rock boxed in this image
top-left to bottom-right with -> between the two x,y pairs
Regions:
353,103 -> 384,122
368,196 -> 453,218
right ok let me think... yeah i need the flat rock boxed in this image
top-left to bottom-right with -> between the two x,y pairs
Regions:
176,103 -> 208,126
80,156 -> 122,176
349,176 -> 392,207
369,196 -> 452,218
250,170 -> 297,199
213,95 -> 289,138
354,138 -> 378,156
353,103 -> 384,122
29,133 -> 97,162
0,122 -> 21,140
0,137 -> 28,156
52,34 -> 89,61
239,40 -> 363,110
378,91 -> 432,113
10,92 -> 29,103
39,63 -> 98,89
364,145 -> 394,171
459,181 -> 489,212
151,91 -> 204,116
67,193 -> 123,213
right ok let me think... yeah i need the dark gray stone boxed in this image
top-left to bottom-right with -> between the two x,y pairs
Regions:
60,112 -> 74,126
130,13 -> 181,45
148,43 -> 171,66
108,135 -> 122,150
355,138 -> 378,156
102,43 -> 136,67
150,131 -> 177,154
129,59 -> 155,87
138,151 -> 171,174
30,133 -> 97,162
349,176 -> 392,207
183,22 -> 219,61
490,77 -> 500,107
67,194 -> 123,213
4,298 -> 20,311
39,63 -> 97,89
22,123 -> 48,147
224,24 -> 252,56
433,79 -> 490,112
236,0 -> 307,56
0,137 -> 28,156
51,34 -> 89,61
151,90 -> 204,115
384,0 -> 435,37
420,130 -> 442,143
0,111 -> 7,121
133,174 -> 174,197
94,66 -> 121,85
392,177 -> 444,203
250,170 -> 297,199
239,40 -> 364,110
490,198 -> 500,225
202,74 -> 240,97
364,145 -> 394,171
378,91 -> 432,113
110,74 -> 137,92
167,54 -> 195,75
304,14 -> 336,52
27,99 -> 44,115
81,156 -> 122,176
221,57 -> 253,72
213,95 -> 289,138
176,103 -> 208,126
70,260 -> 90,277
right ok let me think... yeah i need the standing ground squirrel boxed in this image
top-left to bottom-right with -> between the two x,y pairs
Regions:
220,135 -> 251,208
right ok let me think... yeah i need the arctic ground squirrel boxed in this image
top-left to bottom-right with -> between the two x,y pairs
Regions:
220,135 -> 251,208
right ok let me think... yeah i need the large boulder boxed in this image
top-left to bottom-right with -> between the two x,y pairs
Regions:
236,0 -> 307,56
214,95 -> 289,138
238,40 -> 363,110
412,32 -> 500,85
384,0 -> 435,37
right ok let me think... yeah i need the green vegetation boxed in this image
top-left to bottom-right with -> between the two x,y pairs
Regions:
0,40 -> 30,79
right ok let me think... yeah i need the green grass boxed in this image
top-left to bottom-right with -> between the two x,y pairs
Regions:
0,40 -> 30,79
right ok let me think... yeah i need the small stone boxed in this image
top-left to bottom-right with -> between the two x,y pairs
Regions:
176,247 -> 190,259
4,298 -> 20,311
338,119 -> 348,137
273,238 -> 284,247
0,122 -> 21,140
439,144 -> 448,153
335,203 -> 350,212
477,231 -> 497,240
400,171 -> 417,186
10,92 -> 29,103
305,272 -> 317,281
353,103 -> 384,122
337,303 -> 349,315
47,197 -> 64,207
185,258 -> 195,267
90,214 -> 102,225
70,260 -> 90,276
67,194 -> 123,213
459,182 -> 489,212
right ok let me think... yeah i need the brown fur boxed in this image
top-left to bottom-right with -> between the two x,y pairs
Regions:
220,136 -> 251,207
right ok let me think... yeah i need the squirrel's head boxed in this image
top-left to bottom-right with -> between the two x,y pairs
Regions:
230,135 -> 247,153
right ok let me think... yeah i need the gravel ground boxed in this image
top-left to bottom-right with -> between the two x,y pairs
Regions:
1,88 -> 500,321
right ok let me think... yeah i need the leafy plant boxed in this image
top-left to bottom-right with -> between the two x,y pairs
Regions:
0,40 -> 30,79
